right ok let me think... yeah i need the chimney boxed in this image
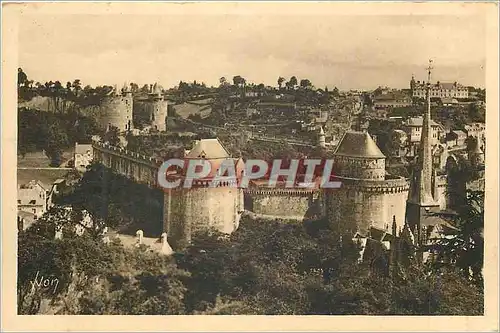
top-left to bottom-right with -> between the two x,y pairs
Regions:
392,216 -> 397,236
161,232 -> 173,255
55,226 -> 63,240
136,229 -> 144,245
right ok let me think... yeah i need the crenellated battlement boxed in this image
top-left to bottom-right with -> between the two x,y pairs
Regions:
244,188 -> 319,196
92,141 -> 163,167
330,177 -> 410,194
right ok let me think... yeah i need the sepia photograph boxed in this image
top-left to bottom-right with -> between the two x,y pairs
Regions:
2,1 -> 499,331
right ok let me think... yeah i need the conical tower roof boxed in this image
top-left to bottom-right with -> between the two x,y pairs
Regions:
334,131 -> 385,158
152,82 -> 163,95
122,82 -> 130,93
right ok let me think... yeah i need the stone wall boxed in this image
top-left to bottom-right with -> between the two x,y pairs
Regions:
164,187 -> 244,249
244,189 -> 320,220
325,178 -> 409,235
93,142 -> 243,249
93,142 -> 161,186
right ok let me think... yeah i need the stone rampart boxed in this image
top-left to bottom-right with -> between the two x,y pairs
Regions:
324,177 -> 410,235
243,188 -> 320,220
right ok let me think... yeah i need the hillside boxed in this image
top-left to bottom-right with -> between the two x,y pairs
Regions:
172,99 -> 213,119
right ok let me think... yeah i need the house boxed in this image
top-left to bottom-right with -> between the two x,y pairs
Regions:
17,180 -> 50,218
392,129 -> 408,157
74,142 -> 93,170
403,116 -> 445,145
309,109 -> 329,123
373,92 -> 412,109
401,117 -> 445,158
445,130 -> 468,147
464,122 -> 486,144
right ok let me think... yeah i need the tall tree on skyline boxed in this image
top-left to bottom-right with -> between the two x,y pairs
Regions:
278,77 -> 285,90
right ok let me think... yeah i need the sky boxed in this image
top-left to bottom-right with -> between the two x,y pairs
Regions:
18,12 -> 487,91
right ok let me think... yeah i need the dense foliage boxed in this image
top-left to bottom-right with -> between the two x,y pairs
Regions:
19,205 -> 484,315
18,108 -> 102,166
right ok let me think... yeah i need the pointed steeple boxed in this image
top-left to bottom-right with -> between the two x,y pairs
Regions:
411,60 -> 436,206
318,126 -> 326,148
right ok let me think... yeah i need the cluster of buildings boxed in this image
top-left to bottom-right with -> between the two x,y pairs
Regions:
17,179 -> 65,230
19,64 -> 485,270
370,76 -> 475,115
390,117 -> 485,164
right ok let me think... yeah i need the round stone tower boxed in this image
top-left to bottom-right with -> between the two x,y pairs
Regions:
468,138 -> 485,167
162,138 -> 244,249
324,131 -> 410,236
99,84 -> 133,132
148,82 -> 168,132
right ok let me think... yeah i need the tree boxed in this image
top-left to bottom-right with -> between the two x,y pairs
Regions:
429,190 -> 484,285
71,79 -> 82,100
18,68 -> 28,87
103,126 -> 121,147
277,77 -> 285,89
18,214 -> 189,315
332,87 -> 340,98
232,75 -> 246,98
288,76 -> 298,90
300,79 -> 312,89
45,123 -> 69,167
256,83 -> 265,97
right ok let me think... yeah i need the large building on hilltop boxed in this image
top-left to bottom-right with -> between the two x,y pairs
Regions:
410,75 -> 469,99
324,131 -> 410,236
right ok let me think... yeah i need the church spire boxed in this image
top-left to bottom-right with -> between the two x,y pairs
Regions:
411,60 -> 436,206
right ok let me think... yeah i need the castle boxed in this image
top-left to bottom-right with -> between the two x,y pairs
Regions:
97,83 -> 168,133
89,63 -> 483,257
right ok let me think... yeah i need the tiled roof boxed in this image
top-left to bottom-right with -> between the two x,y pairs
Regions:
334,131 -> 385,158
451,130 -> 467,137
75,143 -> 93,155
436,82 -> 464,90
185,138 -> 230,159
405,117 -> 441,127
